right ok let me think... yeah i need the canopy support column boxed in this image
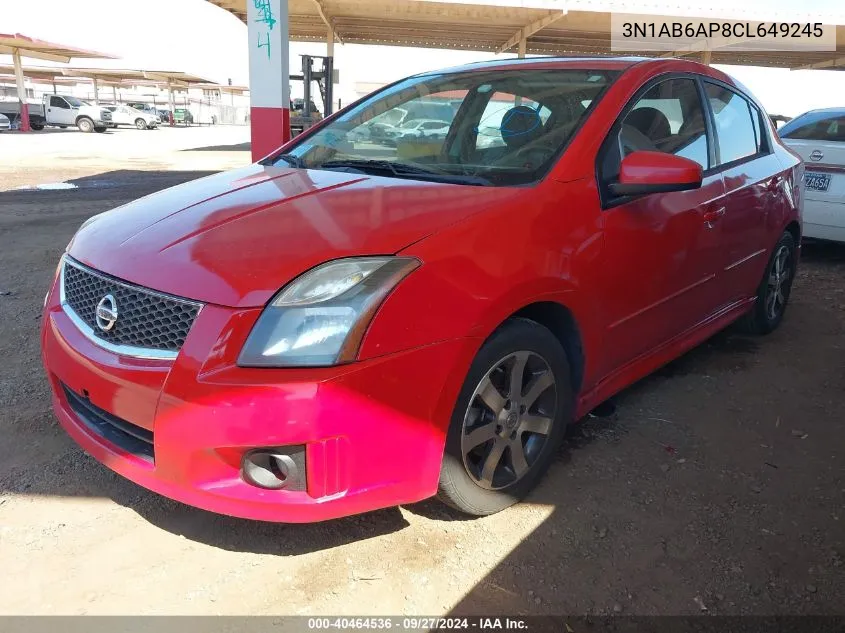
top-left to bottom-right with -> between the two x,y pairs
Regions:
167,79 -> 175,126
518,33 -> 526,58
92,77 -> 100,105
248,0 -> 290,160
12,49 -> 30,132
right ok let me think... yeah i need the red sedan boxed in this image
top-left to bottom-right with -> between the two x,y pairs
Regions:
41,57 -> 802,521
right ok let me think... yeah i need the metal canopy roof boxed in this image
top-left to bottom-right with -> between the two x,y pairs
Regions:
0,64 -> 216,89
194,83 -> 250,95
0,64 -> 66,81
60,67 -> 214,86
206,0 -> 845,70
0,32 -> 117,63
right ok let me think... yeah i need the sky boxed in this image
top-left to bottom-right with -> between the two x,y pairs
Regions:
3,0 -> 845,116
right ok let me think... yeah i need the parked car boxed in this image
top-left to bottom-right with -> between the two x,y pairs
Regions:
0,112 -> 9,132
105,105 -> 159,130
127,103 -> 159,117
779,108 -> 844,243
157,109 -> 172,124
0,95 -> 111,132
173,108 -> 194,125
390,118 -> 451,144
42,57 -> 801,522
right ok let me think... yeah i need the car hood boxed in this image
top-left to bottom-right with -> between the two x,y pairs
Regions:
68,163 -> 521,307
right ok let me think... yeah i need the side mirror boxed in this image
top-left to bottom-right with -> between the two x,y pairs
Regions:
609,150 -> 703,198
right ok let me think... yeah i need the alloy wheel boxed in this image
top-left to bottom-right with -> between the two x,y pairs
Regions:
461,351 -> 557,491
766,244 -> 793,321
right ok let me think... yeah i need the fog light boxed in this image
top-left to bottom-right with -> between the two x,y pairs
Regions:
241,447 -> 306,491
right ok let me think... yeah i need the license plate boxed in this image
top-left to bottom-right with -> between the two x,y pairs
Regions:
804,172 -> 831,192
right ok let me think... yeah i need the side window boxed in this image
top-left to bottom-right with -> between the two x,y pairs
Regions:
601,77 -> 709,190
50,96 -> 67,109
704,83 -> 758,165
621,78 -> 709,169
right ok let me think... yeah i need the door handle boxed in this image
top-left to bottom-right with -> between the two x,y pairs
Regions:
703,207 -> 726,229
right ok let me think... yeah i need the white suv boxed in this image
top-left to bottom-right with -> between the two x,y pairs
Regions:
105,105 -> 160,130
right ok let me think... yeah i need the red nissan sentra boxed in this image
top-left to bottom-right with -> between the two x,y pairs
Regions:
41,57 -> 802,521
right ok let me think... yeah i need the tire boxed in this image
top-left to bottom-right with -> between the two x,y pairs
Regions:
437,318 -> 573,516
135,118 -> 147,130
31,123 -> 45,131
77,117 -> 94,133
739,231 -> 797,335
94,127 -> 106,133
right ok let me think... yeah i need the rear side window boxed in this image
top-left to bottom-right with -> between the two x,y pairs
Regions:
781,114 -> 845,142
705,83 -> 758,165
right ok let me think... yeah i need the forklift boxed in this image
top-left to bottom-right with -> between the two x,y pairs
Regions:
290,54 -> 336,137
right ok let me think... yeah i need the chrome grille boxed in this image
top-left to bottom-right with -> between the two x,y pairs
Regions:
60,257 -> 202,357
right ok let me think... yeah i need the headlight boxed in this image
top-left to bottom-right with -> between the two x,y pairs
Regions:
238,256 -> 420,367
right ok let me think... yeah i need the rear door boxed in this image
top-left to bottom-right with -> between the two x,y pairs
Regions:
702,81 -> 783,304
597,76 -> 727,373
780,112 -> 845,242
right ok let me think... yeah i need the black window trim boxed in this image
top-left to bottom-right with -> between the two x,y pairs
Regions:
595,71 -> 714,210
699,76 -> 773,175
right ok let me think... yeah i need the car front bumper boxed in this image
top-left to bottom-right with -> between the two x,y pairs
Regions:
40,272 -> 473,522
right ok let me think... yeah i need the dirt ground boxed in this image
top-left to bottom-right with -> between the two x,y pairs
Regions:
0,127 -> 843,616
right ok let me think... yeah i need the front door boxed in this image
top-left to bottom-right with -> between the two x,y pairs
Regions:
597,76 -> 726,374
46,96 -> 75,126
115,107 -> 132,125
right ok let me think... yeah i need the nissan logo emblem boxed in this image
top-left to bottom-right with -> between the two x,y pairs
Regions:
809,149 -> 824,162
95,294 -> 118,332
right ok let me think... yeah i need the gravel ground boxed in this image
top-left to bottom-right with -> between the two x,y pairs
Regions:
0,131 -> 842,616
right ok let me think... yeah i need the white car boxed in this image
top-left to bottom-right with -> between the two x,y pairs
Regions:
780,108 -> 845,243
0,112 -> 10,132
395,118 -> 451,140
105,105 -> 159,130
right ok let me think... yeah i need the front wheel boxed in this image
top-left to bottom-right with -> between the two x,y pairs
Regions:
740,231 -> 797,335
77,117 -> 94,133
135,118 -> 147,130
437,318 -> 572,516
31,123 -> 45,131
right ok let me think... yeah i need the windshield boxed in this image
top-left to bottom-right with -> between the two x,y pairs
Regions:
64,96 -> 90,108
272,68 -> 619,186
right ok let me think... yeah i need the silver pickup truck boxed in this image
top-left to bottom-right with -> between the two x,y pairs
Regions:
0,95 -> 113,132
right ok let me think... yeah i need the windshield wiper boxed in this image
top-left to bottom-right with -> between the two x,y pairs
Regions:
319,159 -> 491,186
274,153 -> 306,168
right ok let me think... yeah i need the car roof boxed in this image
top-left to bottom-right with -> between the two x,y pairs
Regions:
793,107 -> 845,117
417,56 -> 652,76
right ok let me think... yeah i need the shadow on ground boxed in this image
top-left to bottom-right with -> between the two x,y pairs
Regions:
183,142 -> 252,152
